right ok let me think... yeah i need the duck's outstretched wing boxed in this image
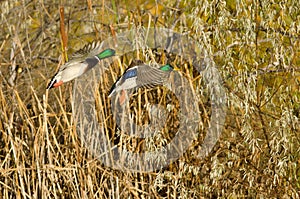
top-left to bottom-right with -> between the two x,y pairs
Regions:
136,64 -> 172,88
71,41 -> 111,59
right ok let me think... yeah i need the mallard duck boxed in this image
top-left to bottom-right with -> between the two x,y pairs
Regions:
108,63 -> 174,97
47,42 -> 115,89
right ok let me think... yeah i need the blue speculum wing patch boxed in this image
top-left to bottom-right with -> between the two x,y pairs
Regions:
123,68 -> 137,79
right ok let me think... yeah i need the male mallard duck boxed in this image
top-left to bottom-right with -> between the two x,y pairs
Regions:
47,42 -> 115,89
108,63 -> 174,97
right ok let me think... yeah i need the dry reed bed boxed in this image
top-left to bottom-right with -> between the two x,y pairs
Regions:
0,0 -> 299,198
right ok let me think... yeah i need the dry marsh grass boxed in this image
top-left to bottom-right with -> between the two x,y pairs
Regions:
0,0 -> 300,198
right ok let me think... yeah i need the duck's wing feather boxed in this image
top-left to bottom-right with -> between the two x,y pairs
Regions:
71,41 -> 102,59
108,67 -> 138,96
136,65 -> 171,88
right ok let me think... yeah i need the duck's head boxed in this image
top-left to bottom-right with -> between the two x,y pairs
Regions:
159,64 -> 179,71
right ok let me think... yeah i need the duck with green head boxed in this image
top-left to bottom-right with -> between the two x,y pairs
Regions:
108,62 -> 175,98
47,42 -> 115,89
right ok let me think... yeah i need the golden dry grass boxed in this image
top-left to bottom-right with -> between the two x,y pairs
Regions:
0,0 -> 300,198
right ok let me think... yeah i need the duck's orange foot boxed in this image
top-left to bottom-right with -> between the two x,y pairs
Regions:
53,80 -> 63,88
119,90 -> 127,105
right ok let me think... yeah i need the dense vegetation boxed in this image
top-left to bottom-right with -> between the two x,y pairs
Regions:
0,0 -> 299,198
